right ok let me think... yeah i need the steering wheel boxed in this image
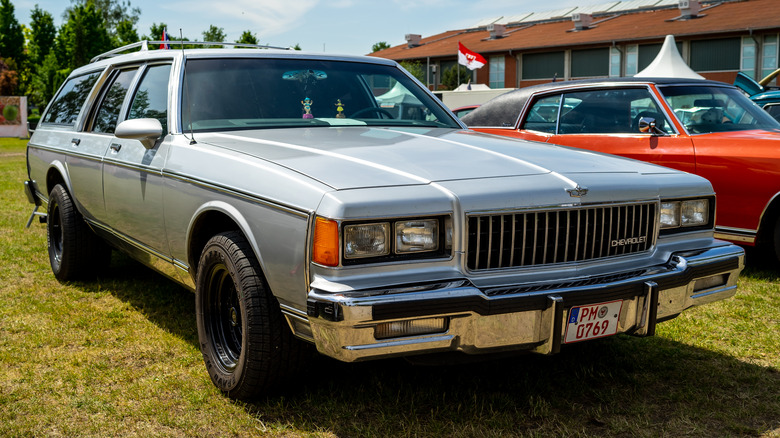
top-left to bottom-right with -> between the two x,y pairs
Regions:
350,107 -> 394,119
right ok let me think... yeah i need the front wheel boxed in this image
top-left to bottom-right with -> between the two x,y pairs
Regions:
196,231 -> 303,400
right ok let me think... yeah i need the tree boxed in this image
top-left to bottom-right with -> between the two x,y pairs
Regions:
440,64 -> 472,90
399,60 -> 425,84
0,58 -> 19,95
56,2 -> 113,70
0,0 -> 25,63
28,6 -> 57,67
202,25 -> 226,44
29,51 -> 68,109
146,23 -> 190,48
236,30 -> 258,45
67,0 -> 140,37
147,23 -> 168,41
371,41 -> 391,53
115,19 -> 139,46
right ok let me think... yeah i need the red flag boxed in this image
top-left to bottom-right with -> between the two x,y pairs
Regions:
458,42 -> 486,70
160,27 -> 170,50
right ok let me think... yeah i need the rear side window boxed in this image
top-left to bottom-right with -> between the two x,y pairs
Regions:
41,72 -> 101,126
522,94 -> 561,133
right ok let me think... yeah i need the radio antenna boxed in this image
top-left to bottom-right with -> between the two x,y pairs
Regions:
181,28 -> 196,145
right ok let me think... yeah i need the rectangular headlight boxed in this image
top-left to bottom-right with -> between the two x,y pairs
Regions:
660,198 -> 711,231
395,219 -> 438,253
681,199 -> 709,227
660,201 -> 681,229
344,223 -> 390,259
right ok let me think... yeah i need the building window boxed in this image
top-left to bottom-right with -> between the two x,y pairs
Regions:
690,38 -> 740,72
489,56 -> 505,88
522,51 -> 565,80
610,47 -> 621,77
626,45 -> 638,76
741,36 -> 756,79
571,47 -> 609,78
762,34 -> 778,80
637,42 -> 681,73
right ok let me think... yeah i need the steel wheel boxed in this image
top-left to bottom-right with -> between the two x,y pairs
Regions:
204,263 -> 243,372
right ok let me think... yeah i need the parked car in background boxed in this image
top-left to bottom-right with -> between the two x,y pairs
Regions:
25,43 -> 744,400
463,77 -> 780,265
734,69 -> 780,122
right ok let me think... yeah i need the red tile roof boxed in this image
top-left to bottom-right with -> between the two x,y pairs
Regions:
370,0 -> 780,60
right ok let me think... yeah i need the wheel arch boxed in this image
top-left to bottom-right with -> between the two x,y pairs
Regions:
757,190 -> 780,247
186,201 -> 267,283
45,161 -> 71,199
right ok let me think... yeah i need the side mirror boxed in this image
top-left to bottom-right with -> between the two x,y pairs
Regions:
115,118 -> 163,149
638,117 -> 666,136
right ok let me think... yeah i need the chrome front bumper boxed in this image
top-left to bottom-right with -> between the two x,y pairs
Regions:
303,244 -> 744,362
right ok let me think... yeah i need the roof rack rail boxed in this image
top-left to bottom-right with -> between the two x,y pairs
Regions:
90,40 -> 293,63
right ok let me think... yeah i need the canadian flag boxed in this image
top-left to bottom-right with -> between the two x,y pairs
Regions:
458,42 -> 486,70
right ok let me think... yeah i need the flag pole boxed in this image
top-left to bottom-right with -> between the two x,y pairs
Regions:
457,41 -> 460,89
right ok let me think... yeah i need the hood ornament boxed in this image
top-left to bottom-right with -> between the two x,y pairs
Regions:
566,185 -> 589,198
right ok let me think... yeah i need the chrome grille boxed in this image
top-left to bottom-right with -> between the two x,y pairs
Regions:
466,202 -> 657,271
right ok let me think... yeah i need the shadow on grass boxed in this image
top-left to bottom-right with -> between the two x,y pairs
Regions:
82,252 -> 779,437
77,252 -> 199,347
244,338 -> 779,437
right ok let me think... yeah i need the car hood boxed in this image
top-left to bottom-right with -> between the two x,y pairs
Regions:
195,127 -> 677,190
750,90 -> 780,103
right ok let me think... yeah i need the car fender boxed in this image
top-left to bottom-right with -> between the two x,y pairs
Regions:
186,200 -> 266,274
45,159 -> 72,200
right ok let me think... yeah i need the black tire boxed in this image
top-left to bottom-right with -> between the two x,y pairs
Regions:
196,231 -> 304,400
773,216 -> 780,266
47,184 -> 110,281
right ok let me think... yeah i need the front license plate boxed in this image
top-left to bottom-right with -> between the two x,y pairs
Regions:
564,300 -> 622,344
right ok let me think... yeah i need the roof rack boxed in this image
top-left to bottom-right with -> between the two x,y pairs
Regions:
90,40 -> 293,63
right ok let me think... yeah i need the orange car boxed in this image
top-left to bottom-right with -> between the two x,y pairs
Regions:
463,77 -> 780,264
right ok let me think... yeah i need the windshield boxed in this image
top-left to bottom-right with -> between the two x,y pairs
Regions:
659,85 -> 780,134
181,58 -> 460,132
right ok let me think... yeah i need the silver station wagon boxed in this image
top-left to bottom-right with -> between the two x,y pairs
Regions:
24,42 -> 744,400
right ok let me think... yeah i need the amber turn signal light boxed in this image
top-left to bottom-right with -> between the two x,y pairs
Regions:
313,217 -> 339,266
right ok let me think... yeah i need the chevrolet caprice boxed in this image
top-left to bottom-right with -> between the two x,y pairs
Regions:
24,42 -> 744,400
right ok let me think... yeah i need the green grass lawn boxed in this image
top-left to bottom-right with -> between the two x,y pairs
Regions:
1,137 -> 778,437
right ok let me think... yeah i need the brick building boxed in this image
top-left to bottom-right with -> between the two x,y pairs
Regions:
369,0 -> 780,90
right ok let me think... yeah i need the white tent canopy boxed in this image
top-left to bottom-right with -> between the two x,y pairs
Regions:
454,83 -> 491,91
635,34 -> 705,80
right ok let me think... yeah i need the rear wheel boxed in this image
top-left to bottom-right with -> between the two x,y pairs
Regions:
47,184 -> 110,281
196,231 -> 304,400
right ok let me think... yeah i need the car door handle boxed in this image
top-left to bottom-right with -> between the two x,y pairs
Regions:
110,143 -> 122,152
71,138 -> 81,146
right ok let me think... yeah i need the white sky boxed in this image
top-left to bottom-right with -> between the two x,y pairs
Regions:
12,0 -> 582,55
